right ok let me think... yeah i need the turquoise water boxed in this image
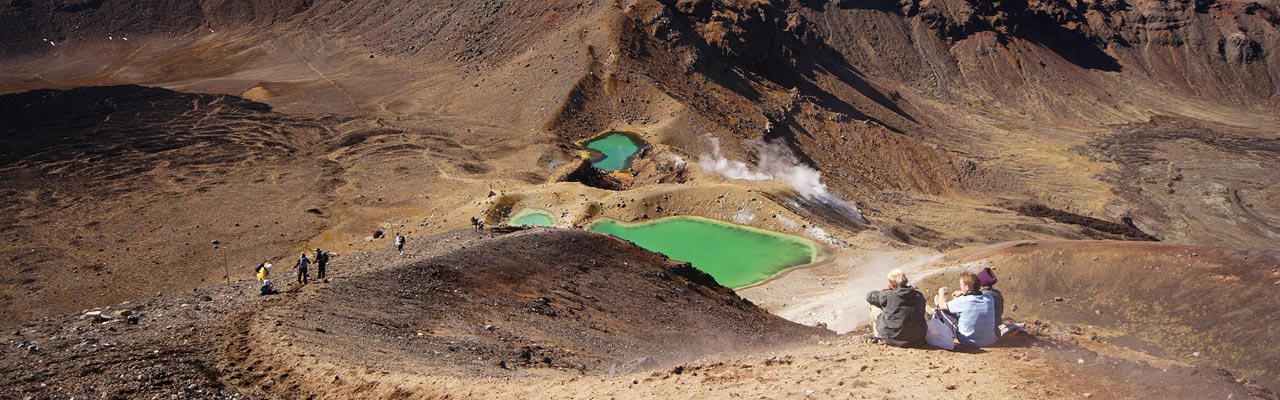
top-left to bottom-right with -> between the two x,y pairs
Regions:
582,132 -> 644,171
510,209 -> 556,227
588,216 -> 817,288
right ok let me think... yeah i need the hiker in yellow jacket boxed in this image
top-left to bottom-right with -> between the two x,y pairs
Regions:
255,261 -> 272,282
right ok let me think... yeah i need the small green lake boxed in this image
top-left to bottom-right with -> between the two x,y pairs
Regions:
580,132 -> 646,172
510,209 -> 556,227
588,216 -> 818,288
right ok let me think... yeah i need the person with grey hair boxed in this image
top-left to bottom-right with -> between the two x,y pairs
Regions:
866,268 -> 928,347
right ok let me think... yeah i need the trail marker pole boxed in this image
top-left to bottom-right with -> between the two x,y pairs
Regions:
213,240 -> 229,286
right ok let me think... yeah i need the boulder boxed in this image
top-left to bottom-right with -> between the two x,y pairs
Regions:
83,310 -> 111,322
608,357 -> 658,375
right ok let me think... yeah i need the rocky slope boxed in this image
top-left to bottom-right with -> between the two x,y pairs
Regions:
2,230 -> 1276,399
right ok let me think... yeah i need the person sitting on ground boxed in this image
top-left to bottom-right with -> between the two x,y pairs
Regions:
866,268 -> 928,347
978,266 -> 1004,338
936,271 -> 998,348
259,278 -> 278,296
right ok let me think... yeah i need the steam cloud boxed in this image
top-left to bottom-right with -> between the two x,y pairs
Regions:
698,136 -> 867,224
763,251 -> 943,333
826,252 -> 944,333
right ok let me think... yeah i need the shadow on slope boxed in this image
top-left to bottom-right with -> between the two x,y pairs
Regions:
238,229 -> 828,396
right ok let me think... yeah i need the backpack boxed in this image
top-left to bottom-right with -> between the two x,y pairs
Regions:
254,263 -> 265,273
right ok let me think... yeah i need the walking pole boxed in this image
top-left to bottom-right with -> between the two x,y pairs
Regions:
213,240 -> 229,286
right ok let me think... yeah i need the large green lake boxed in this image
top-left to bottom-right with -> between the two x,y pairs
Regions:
581,132 -> 645,171
588,216 -> 818,288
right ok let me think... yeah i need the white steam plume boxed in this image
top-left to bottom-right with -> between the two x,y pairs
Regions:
698,135 -> 866,224
698,136 -> 771,181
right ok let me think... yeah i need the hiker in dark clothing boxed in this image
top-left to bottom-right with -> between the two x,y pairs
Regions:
315,248 -> 328,280
394,233 -> 405,254
293,253 -> 310,284
866,268 -> 928,347
978,266 -> 1004,338
259,279 -> 278,296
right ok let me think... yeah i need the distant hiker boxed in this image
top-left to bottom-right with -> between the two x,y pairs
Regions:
935,271 -> 998,348
293,253 -> 310,284
865,268 -> 928,347
315,248 -> 328,280
259,278 -> 278,296
255,261 -> 272,283
978,266 -> 1004,338
471,217 -> 484,232
394,233 -> 405,254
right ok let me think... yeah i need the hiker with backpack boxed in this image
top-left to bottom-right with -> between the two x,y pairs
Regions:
293,253 -> 310,285
255,261 -> 277,295
254,261 -> 272,283
394,233 -> 405,254
315,248 -> 328,280
865,268 -> 928,347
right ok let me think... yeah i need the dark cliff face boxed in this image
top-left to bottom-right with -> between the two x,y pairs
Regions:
870,0 -> 1276,51
0,0 -> 317,56
4,0 -> 1274,85
828,0 -> 1279,74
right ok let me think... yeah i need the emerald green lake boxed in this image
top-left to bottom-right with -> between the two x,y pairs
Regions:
581,132 -> 645,171
510,209 -> 555,227
588,216 -> 818,288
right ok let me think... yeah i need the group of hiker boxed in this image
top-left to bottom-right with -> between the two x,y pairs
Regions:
253,247 -> 331,296
865,266 -> 1012,349
253,232 -> 410,296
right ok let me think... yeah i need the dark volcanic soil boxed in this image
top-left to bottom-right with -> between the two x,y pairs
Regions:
0,85 -> 356,326
1081,121 -> 1280,248
0,228 -> 826,399
231,228 -> 828,397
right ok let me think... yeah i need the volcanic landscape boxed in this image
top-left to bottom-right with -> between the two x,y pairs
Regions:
1,0 -> 1278,398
